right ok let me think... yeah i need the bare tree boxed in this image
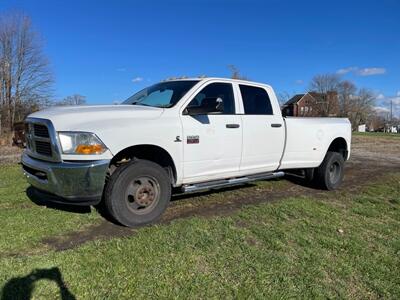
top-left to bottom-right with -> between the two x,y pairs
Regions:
228,65 -> 248,80
338,80 -> 357,117
348,89 -> 376,130
309,74 -> 342,116
309,73 -> 341,94
0,11 -> 53,133
367,112 -> 386,131
57,94 -> 86,106
308,73 -> 376,125
277,91 -> 291,106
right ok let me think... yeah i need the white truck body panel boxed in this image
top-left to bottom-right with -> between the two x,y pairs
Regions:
281,117 -> 351,169
28,77 -> 351,187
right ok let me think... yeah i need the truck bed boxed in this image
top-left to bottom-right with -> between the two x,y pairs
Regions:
280,117 -> 351,170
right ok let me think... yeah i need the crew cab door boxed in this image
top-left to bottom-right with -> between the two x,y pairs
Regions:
180,82 -> 242,183
238,84 -> 285,173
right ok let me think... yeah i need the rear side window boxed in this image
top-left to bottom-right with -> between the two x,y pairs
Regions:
240,85 -> 273,115
188,83 -> 235,114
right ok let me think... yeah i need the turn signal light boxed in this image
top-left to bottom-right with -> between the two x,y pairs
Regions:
75,144 -> 105,155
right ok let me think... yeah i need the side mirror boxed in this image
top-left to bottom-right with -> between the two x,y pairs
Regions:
184,97 -> 224,115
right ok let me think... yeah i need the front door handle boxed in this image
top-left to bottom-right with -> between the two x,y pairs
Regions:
226,124 -> 240,129
271,123 -> 282,128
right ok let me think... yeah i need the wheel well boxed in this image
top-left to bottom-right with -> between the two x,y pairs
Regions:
327,138 -> 348,160
109,145 -> 177,184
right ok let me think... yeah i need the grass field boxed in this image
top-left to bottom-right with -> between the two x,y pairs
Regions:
0,160 -> 399,298
353,131 -> 399,138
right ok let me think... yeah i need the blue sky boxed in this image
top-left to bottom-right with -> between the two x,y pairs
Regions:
1,0 -> 399,115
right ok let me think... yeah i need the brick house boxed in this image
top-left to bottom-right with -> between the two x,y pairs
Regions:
282,91 -> 339,117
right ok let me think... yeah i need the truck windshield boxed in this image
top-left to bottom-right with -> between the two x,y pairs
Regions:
122,80 -> 199,108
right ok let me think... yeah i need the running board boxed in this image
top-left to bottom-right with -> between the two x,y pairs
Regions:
182,171 -> 285,194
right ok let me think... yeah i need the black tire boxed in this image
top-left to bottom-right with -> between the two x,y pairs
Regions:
314,151 -> 345,190
104,160 -> 171,227
304,168 -> 315,183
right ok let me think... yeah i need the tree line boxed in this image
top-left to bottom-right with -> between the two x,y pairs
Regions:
0,12 -> 52,133
0,12 -> 86,136
228,66 -> 382,130
308,74 -> 377,130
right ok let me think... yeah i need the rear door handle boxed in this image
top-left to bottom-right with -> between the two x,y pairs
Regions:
226,124 -> 240,129
271,123 -> 282,128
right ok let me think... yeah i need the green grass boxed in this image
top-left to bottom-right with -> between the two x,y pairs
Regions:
0,164 -> 399,299
0,164 -> 102,256
353,131 -> 400,138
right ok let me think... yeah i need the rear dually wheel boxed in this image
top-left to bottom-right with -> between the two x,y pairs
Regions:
314,151 -> 345,190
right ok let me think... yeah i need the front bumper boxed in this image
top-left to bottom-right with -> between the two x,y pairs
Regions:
21,152 -> 110,205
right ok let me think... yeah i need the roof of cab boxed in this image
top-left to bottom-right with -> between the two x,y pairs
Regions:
162,76 -> 272,89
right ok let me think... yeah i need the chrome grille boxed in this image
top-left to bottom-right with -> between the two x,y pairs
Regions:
25,118 -> 61,162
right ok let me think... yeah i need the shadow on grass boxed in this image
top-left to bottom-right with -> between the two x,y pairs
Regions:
26,186 -> 123,226
1,267 -> 76,300
283,173 -> 317,189
26,187 -> 91,214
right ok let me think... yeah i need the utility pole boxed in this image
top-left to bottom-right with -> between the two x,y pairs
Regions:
390,99 -> 393,123
389,99 -> 393,133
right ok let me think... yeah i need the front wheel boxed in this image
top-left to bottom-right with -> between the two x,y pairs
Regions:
314,151 -> 345,190
104,160 -> 171,227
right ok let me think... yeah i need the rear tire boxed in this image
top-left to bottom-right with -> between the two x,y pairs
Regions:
314,151 -> 345,190
304,168 -> 315,183
104,160 -> 171,227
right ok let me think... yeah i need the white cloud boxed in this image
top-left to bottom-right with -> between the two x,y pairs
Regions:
132,77 -> 143,83
374,106 -> 390,114
336,66 -> 386,76
116,67 -> 126,72
390,96 -> 400,106
295,79 -> 303,85
356,67 -> 386,76
397,91 -> 400,97
376,93 -> 385,100
336,67 -> 358,75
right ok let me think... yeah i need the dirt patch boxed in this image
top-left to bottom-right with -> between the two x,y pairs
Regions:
351,135 -> 400,165
161,162 -> 399,224
235,219 -> 250,228
42,221 -> 135,251
245,236 -> 261,247
0,146 -> 22,164
41,135 -> 400,251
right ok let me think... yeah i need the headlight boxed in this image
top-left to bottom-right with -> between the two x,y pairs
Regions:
58,132 -> 107,155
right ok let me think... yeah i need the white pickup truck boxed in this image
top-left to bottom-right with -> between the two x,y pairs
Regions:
22,78 -> 351,227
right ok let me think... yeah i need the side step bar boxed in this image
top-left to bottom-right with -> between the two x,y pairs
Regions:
182,171 -> 285,194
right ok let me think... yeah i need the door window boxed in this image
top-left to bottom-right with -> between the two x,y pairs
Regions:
240,85 -> 273,115
187,83 -> 235,114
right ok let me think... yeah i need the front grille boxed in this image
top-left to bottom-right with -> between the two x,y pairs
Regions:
35,140 -> 52,156
33,124 -> 49,138
25,119 -> 60,161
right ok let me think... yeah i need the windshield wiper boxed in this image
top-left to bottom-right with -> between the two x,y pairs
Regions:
131,101 -> 151,107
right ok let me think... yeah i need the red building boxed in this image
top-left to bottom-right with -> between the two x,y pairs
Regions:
282,91 -> 339,117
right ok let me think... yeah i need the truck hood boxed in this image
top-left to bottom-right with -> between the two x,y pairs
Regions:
28,105 -> 164,131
